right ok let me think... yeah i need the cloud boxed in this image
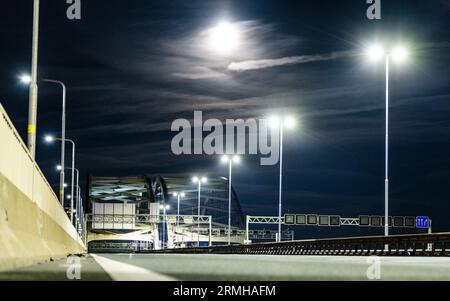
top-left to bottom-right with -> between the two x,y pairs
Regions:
227,51 -> 354,71
171,66 -> 227,80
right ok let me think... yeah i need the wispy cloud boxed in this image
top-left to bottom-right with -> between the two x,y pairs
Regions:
228,51 -> 355,71
171,66 -> 227,80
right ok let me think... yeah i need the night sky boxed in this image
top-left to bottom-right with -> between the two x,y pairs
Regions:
1,0 -> 450,239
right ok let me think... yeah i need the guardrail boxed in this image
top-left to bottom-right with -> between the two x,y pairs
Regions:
147,233 -> 450,256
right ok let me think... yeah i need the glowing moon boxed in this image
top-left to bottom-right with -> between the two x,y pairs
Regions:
206,22 -> 240,54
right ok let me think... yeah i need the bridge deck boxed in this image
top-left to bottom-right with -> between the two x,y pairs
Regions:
1,254 -> 450,281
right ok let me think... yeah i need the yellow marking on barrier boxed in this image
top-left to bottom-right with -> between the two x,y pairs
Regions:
28,124 -> 36,134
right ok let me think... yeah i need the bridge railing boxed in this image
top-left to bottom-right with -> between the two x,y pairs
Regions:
147,232 -> 450,256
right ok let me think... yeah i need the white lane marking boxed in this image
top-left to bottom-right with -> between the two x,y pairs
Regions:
91,254 -> 176,281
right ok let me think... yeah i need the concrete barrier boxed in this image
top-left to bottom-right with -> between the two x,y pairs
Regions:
0,103 -> 86,271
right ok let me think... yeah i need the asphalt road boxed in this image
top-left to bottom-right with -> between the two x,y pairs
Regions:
1,254 -> 450,281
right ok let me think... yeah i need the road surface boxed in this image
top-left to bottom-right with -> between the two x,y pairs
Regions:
1,254 -> 450,281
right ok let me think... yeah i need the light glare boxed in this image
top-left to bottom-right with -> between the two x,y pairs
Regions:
392,46 -> 408,62
268,116 -> 280,128
20,74 -> 32,84
44,135 -> 54,143
284,117 -> 296,129
367,45 -> 385,61
207,22 -> 240,54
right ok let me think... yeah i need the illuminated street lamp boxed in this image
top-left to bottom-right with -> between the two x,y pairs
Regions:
46,135 -> 75,223
192,176 -> 207,247
173,192 -> 186,246
159,204 -> 170,249
366,43 -> 409,237
221,155 -> 240,245
269,115 -> 296,242
22,76 -> 68,206
57,165 -> 80,227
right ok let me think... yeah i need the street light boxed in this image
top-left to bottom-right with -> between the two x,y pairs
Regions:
221,155 -> 240,245
45,135 -> 76,223
57,165 -> 80,228
366,43 -> 409,237
22,76 -> 68,205
192,176 -> 207,247
25,0 -> 40,159
173,192 -> 185,247
269,115 -> 296,242
159,204 -> 170,249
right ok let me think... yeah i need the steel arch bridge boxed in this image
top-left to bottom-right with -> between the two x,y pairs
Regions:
86,175 -> 246,251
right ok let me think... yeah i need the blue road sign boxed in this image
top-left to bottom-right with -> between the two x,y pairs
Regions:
416,216 -> 430,229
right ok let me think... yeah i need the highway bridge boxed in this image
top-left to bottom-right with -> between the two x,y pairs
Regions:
1,103 -> 450,281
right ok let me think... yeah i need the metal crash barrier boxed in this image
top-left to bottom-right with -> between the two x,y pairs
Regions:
147,233 -> 450,256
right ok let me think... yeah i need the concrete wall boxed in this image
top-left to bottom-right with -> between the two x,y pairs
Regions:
0,103 -> 85,271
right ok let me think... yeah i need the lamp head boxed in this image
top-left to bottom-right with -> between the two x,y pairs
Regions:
20,74 -> 32,84
232,155 -> 240,163
367,44 -> 385,62
268,116 -> 281,129
44,135 -> 54,143
284,116 -> 296,129
392,46 -> 408,62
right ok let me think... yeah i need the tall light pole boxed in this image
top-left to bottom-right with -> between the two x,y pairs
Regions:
221,155 -> 240,245
366,44 -> 408,236
27,0 -> 40,159
173,192 -> 185,247
269,116 -> 296,242
22,76 -> 68,205
58,165 -> 79,227
192,176 -> 207,247
47,136 -> 75,223
159,204 -> 170,249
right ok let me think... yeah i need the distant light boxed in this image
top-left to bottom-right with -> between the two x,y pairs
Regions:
284,116 -> 296,129
221,155 -> 229,163
56,165 -> 62,171
173,192 -> 178,197
159,205 -> 164,210
180,192 -> 185,197
165,205 -> 170,210
201,177 -> 207,183
67,195 -> 71,199
192,176 -> 199,183
20,74 -> 32,84
63,183 -> 68,188
232,155 -> 240,163
44,135 -> 54,143
392,46 -> 408,62
367,44 -> 385,61
207,21 -> 240,54
268,116 -> 281,128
